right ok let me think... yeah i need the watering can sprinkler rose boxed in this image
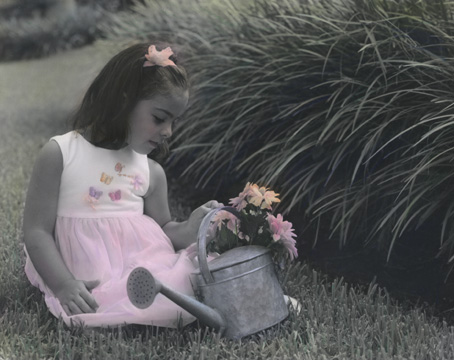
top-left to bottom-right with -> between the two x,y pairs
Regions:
127,183 -> 298,339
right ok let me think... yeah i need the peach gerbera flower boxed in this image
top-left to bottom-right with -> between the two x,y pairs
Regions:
262,189 -> 280,210
248,184 -> 266,207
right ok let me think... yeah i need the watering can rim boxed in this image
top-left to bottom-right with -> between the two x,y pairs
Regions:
192,245 -> 271,275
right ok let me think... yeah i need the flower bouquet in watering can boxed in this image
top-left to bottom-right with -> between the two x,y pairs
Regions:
183,181 -> 299,338
207,182 -> 298,266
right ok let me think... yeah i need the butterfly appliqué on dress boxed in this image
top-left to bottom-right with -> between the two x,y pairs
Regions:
85,186 -> 103,209
109,190 -> 121,201
89,186 -> 103,199
115,162 -> 125,173
100,172 -> 113,185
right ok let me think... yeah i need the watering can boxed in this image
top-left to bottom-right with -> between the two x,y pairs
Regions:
126,206 -> 289,339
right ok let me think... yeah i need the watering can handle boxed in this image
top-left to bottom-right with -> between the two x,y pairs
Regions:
197,206 -> 242,284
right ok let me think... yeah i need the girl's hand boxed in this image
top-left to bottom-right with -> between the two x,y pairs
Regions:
55,279 -> 100,316
187,200 -> 223,237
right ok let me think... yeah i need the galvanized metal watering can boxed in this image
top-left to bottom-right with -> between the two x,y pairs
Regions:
127,206 -> 289,339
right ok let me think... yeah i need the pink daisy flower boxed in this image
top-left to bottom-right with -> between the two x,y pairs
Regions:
267,214 -> 298,260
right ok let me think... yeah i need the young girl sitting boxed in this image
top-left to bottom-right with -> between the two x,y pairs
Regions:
23,42 -> 222,328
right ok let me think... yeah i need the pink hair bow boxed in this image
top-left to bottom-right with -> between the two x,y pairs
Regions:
143,45 -> 176,67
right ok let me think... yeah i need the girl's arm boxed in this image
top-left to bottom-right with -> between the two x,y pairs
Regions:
144,159 -> 220,251
23,141 -> 99,315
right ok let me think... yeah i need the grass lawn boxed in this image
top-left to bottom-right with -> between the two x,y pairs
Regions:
1,42 -> 454,359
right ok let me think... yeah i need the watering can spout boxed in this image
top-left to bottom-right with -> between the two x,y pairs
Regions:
127,267 -> 226,334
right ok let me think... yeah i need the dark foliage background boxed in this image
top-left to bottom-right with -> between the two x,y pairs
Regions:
101,0 -> 454,314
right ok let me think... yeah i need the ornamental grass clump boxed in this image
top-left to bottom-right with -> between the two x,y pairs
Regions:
103,0 -> 454,281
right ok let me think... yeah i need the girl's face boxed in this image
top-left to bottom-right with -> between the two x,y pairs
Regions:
127,90 -> 189,154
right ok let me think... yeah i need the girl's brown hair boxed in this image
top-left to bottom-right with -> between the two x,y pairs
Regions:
71,42 -> 189,162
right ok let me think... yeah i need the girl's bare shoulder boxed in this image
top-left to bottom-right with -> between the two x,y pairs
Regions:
33,140 -> 63,174
42,138 -> 62,156
145,158 -> 167,197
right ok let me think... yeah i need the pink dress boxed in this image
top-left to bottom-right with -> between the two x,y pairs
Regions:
24,131 -> 197,328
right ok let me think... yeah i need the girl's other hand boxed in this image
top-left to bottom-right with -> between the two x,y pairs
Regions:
187,200 -> 223,236
55,279 -> 100,316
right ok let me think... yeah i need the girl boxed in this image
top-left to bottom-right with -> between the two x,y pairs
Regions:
23,42 -> 222,328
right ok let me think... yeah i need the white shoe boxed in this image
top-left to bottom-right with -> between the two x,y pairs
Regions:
284,295 -> 302,315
